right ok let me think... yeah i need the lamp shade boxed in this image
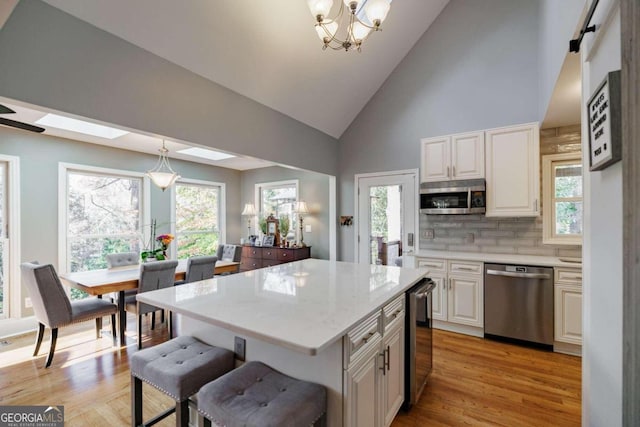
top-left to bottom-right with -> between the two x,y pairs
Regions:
147,171 -> 180,191
242,203 -> 257,216
294,201 -> 310,214
315,21 -> 339,41
364,0 -> 391,24
307,0 -> 333,18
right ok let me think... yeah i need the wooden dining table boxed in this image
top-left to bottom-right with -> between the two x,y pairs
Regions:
59,259 -> 240,346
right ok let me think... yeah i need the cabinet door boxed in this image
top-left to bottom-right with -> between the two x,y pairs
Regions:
344,346 -> 380,427
448,275 -> 483,327
382,322 -> 405,427
451,131 -> 485,180
485,123 -> 540,217
430,275 -> 447,321
420,136 -> 450,182
554,284 -> 582,345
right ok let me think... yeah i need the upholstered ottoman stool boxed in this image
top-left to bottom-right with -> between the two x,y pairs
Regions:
198,361 -> 327,427
130,336 -> 235,427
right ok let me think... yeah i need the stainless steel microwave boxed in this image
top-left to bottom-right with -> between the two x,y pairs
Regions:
419,179 -> 486,215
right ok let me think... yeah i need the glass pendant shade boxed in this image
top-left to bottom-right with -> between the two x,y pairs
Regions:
364,0 -> 391,24
146,141 -> 180,191
307,0 -> 333,18
351,21 -> 372,42
316,21 -> 339,41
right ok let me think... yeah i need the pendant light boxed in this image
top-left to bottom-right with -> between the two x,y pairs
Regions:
147,140 -> 181,191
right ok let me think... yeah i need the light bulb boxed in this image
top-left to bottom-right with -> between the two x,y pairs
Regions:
364,0 -> 391,25
315,21 -> 339,41
307,0 -> 334,19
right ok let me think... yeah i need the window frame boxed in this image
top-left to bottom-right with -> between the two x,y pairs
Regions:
254,179 -> 299,239
542,152 -> 583,246
170,178 -> 226,259
58,163 -> 151,274
0,155 -> 20,320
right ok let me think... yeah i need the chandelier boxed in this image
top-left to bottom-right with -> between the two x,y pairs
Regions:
146,140 -> 181,191
307,0 -> 392,52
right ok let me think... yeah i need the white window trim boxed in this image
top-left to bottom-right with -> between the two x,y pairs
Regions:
0,155 -> 21,319
170,178 -> 227,256
254,179 -> 299,237
58,162 -> 151,274
542,153 -> 583,246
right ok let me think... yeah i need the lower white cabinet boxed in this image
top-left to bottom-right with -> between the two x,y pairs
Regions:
417,258 -> 483,328
344,296 -> 405,427
554,267 -> 582,345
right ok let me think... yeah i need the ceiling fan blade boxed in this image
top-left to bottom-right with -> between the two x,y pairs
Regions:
0,104 -> 16,114
0,117 -> 45,133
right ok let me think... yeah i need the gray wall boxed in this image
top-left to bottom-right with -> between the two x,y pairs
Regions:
240,167 -> 331,260
537,0 -> 586,121
338,0 -> 541,261
0,126 -> 242,315
0,0 -> 339,176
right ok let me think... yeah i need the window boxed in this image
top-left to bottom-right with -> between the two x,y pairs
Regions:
255,180 -> 298,239
542,153 -> 583,245
173,180 -> 225,259
60,164 -> 149,278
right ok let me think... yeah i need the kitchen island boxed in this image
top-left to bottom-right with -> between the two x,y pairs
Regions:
137,258 -> 428,426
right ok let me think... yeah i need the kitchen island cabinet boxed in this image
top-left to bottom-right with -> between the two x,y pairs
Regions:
137,259 -> 427,426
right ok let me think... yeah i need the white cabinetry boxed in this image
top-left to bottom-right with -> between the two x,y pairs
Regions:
554,267 -> 582,349
485,123 -> 540,217
344,296 -> 405,427
416,258 -> 483,334
420,131 -> 484,183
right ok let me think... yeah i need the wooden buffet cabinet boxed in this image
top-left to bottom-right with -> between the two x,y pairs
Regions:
239,245 -> 311,272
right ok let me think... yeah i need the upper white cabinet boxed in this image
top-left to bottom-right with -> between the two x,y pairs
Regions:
485,123 -> 540,217
421,131 -> 484,183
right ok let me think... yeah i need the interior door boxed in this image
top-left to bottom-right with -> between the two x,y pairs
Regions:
356,171 -> 417,265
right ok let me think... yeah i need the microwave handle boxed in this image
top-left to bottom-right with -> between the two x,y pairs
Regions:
467,189 -> 471,209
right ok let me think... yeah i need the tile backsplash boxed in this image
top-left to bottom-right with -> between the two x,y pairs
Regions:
418,124 -> 582,259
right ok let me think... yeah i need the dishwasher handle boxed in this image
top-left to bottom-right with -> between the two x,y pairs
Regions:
486,269 -> 551,280
414,280 -> 436,299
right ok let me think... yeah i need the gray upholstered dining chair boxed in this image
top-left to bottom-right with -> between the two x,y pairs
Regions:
20,262 -> 118,368
124,260 -> 178,350
175,255 -> 218,286
216,244 -> 242,263
105,251 -> 139,268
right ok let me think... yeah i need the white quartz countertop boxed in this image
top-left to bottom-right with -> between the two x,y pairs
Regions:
137,259 -> 428,355
409,250 -> 582,268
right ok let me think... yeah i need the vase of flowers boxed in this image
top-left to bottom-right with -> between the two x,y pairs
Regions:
154,234 -> 174,260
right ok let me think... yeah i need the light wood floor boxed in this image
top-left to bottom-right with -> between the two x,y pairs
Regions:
0,319 -> 581,426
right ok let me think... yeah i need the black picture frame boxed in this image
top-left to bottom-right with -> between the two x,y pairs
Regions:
262,235 -> 275,247
587,70 -> 622,171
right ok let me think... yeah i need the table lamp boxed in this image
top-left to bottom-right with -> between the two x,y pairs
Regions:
294,201 -> 309,247
241,203 -> 256,239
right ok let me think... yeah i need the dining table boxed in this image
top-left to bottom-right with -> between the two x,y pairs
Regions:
59,259 -> 240,346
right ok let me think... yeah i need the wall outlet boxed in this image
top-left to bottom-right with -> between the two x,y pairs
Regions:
305,224 -> 312,233
234,336 -> 246,361
24,297 -> 32,308
423,229 -> 435,239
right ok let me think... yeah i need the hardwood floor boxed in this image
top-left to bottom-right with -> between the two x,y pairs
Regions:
0,321 -> 581,426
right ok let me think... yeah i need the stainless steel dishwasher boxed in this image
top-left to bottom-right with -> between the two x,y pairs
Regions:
484,264 -> 554,347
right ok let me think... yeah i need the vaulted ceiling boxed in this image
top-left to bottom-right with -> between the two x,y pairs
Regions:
40,0 -> 450,139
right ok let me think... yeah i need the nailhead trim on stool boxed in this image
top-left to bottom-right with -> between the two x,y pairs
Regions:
197,361 -> 327,427
130,336 -> 234,427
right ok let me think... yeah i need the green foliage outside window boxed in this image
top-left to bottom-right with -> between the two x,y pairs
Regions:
175,184 -> 220,259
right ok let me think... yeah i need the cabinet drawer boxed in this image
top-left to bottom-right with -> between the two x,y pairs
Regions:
344,312 -> 381,367
417,258 -> 446,272
263,259 -> 282,268
277,249 -> 295,261
262,248 -> 278,260
448,260 -> 482,275
555,268 -> 582,285
382,295 -> 405,332
242,246 -> 262,259
294,247 -> 311,260
240,258 -> 262,270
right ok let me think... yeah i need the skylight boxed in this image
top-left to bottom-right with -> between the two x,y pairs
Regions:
35,114 -> 130,139
177,147 -> 236,161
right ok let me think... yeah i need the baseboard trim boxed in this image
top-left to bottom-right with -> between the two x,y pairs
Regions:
433,321 -> 484,337
0,316 -> 37,339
